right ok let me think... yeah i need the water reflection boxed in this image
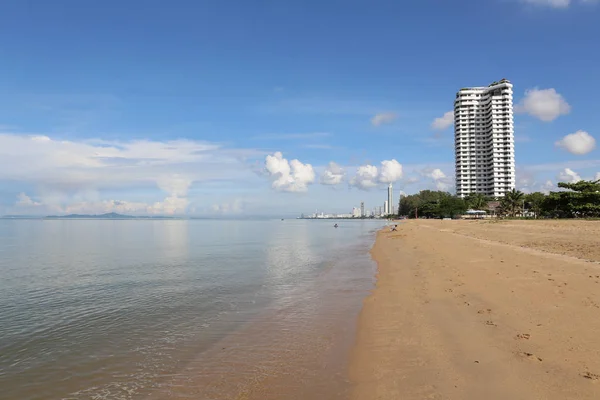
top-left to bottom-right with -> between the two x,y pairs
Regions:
0,219 -> 384,400
264,220 -> 316,282
151,220 -> 189,262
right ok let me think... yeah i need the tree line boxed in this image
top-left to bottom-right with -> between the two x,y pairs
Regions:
397,179 -> 600,219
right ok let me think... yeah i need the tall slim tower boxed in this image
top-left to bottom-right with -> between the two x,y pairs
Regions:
360,201 -> 365,217
454,79 -> 515,198
387,183 -> 393,216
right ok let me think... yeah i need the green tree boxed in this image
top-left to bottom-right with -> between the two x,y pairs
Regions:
465,193 -> 490,210
496,199 -> 510,218
399,190 -> 460,218
525,192 -> 546,218
545,180 -> 600,218
503,189 -> 525,217
399,194 -> 420,217
438,196 -> 467,218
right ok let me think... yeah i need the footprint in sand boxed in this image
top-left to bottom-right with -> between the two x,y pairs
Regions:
477,308 -> 492,314
583,298 -> 600,309
582,372 -> 600,380
516,333 -> 531,340
485,320 -> 497,327
517,352 -> 543,362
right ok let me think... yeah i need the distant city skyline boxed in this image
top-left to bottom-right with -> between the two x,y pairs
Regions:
0,0 -> 598,217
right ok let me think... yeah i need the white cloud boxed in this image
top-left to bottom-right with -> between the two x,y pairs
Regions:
370,112 -> 397,127
595,172 -> 600,181
13,195 -> 189,216
16,193 -> 42,207
420,168 -> 452,191
320,162 -> 345,185
0,133 -> 255,186
516,167 -> 557,194
522,0 -> 571,7
424,168 -> 446,181
350,165 -> 380,190
63,198 -> 189,215
0,133 -> 261,215
350,159 -> 403,190
264,152 -> 315,192
431,111 -> 454,130
541,180 -> 556,194
156,174 -> 193,197
378,160 -> 403,183
521,0 -> 598,7
555,130 -> 596,155
557,168 -> 581,183
515,88 -> 571,122
211,199 -> 244,215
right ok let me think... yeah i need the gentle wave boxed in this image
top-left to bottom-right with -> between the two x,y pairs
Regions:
0,219 -> 382,399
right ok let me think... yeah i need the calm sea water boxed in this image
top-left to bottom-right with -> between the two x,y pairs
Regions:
0,219 -> 383,400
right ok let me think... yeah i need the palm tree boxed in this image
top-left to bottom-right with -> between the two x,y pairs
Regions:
496,199 -> 510,218
503,189 -> 525,217
467,193 -> 489,211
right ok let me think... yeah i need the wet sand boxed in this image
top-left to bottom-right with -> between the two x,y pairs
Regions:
350,219 -> 600,400
142,230 -> 378,400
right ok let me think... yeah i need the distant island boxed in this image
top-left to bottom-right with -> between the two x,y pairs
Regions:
45,213 -> 177,219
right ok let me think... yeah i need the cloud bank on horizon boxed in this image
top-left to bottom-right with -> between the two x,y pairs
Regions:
0,133 -> 260,216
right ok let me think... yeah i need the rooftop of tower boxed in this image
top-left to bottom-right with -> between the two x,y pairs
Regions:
458,78 -> 512,92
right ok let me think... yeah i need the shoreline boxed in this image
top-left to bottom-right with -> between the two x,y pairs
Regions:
349,220 -> 600,399
143,223 -> 380,400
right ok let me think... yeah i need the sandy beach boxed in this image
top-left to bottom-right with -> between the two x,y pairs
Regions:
350,219 -> 600,400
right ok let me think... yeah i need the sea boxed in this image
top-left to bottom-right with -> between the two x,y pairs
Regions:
0,218 -> 384,400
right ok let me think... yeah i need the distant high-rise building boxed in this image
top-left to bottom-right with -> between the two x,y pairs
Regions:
360,202 -> 365,217
454,78 -> 515,198
387,183 -> 393,215
384,200 -> 389,215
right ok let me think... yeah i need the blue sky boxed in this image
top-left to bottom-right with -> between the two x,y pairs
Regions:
1,0 -> 599,216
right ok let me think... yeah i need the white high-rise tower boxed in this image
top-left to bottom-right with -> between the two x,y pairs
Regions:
387,183 -> 393,216
454,79 -> 515,198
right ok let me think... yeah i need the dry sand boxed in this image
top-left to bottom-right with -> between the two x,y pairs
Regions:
350,219 -> 600,400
